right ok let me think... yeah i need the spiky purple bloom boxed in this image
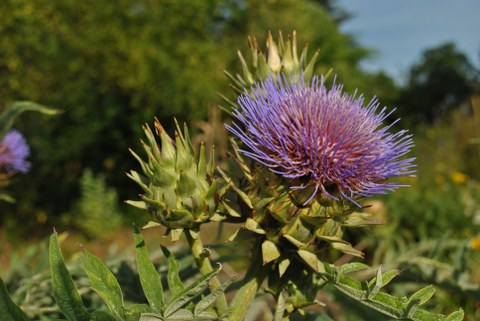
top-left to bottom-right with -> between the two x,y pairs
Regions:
227,75 -> 415,205
0,130 -> 31,174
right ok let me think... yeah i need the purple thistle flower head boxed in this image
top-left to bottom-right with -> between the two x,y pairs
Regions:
0,130 -> 31,174
226,75 -> 415,206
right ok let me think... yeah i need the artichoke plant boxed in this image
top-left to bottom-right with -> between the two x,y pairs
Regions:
127,118 -> 226,239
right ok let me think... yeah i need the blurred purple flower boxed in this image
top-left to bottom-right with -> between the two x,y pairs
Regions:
0,130 -> 31,174
227,75 -> 415,205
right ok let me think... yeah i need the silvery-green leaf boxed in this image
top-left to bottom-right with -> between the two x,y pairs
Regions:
368,266 -> 383,299
81,250 -> 124,320
408,285 -> 436,306
134,228 -> 164,312
161,247 -> 184,298
89,311 -> 118,321
194,274 -> 238,316
445,309 -> 464,321
164,266 -> 220,317
338,262 -> 370,275
139,313 -> 163,321
49,232 -> 90,321
165,309 -> 194,321
0,277 -> 30,321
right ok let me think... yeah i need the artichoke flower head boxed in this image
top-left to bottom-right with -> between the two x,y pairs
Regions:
222,32 -> 415,286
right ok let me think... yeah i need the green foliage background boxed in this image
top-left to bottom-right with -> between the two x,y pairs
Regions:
0,0 -> 399,236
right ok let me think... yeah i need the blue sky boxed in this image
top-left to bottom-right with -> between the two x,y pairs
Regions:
336,0 -> 480,83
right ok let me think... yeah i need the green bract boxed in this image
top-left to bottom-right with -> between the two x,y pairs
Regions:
224,141 -> 382,275
221,30 -> 327,109
127,119 -> 225,238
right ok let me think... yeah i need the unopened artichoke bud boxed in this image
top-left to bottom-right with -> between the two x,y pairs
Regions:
225,73 -> 415,274
221,31 -> 324,108
127,118 -> 225,238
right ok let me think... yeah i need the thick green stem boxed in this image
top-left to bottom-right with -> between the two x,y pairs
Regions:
185,229 -> 228,315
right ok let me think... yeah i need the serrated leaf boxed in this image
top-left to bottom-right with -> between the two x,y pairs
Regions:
194,275 -> 238,316
164,266 -> 221,318
409,285 -> 436,306
0,277 -> 30,321
81,249 -> 124,320
134,228 -> 164,312
161,246 -> 185,297
49,233 -> 90,321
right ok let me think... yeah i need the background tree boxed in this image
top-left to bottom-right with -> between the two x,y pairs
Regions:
0,0 -> 399,237
396,42 -> 479,125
